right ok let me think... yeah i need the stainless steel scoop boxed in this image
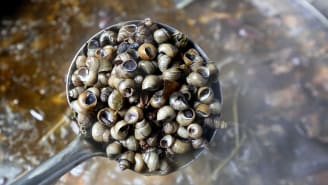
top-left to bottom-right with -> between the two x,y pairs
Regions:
9,20 -> 222,185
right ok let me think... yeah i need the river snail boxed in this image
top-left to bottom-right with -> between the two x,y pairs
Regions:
107,89 -> 124,111
195,103 -> 211,118
169,92 -> 189,111
110,120 -> 130,140
138,43 -> 157,60
197,86 -> 214,104
172,31 -> 188,49
134,153 -> 146,172
118,151 -> 135,170
75,55 -> 87,68
157,105 -> 176,122
171,139 -> 191,154
142,75 -> 162,91
99,30 -> 117,46
120,135 -> 139,151
149,90 -> 167,109
134,119 -> 152,140
154,28 -> 170,44
158,43 -> 178,58
97,108 -> 118,127
176,108 -> 196,126
177,126 -> 189,139
163,121 -> 179,134
124,106 -> 143,124
117,24 -> 137,43
91,122 -> 107,142
143,148 -> 160,172
138,60 -> 158,75
160,135 -> 175,148
118,78 -> 136,97
106,141 -> 122,159
183,48 -> 204,66
161,66 -> 181,81
69,86 -> 85,99
187,123 -> 203,139
68,19 -> 222,175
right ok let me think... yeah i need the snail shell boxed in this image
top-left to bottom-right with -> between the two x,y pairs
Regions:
77,90 -> 97,111
209,100 -> 222,115
162,66 -> 181,81
169,92 -> 189,111
135,25 -> 153,44
100,87 -> 112,103
183,48 -> 204,66
117,24 -> 137,43
120,135 -> 139,151
179,84 -> 192,101
149,90 -> 167,109
108,74 -> 123,89
119,151 -> 135,170
134,153 -> 146,172
97,108 -> 118,127
134,75 -> 144,85
157,105 -> 176,122
102,129 -> 111,143
87,39 -> 100,57
146,133 -> 159,147
71,72 -> 83,87
160,135 -> 175,148
176,108 -> 195,126
158,53 -> 172,73
84,56 -> 100,86
138,43 -> 157,60
128,94 -> 140,104
195,103 -> 211,118
99,30 -> 117,46
118,78 -> 136,97
124,106 -> 143,124
134,119 -> 152,140
97,72 -> 110,86
75,55 -> 87,68
158,43 -> 178,58
106,141 -> 122,159
142,149 -> 160,172
69,86 -> 85,99
163,121 -> 179,134
177,126 -> 189,139
142,75 -> 162,91
187,123 -> 203,139
153,28 -> 170,44
206,62 -> 219,80
110,120 -> 130,140
86,87 -> 100,98
172,31 -> 188,48
138,60 -> 158,75
108,90 -> 124,111
186,69 -> 209,87
91,122 -> 107,142
197,86 -> 214,104
171,139 -> 191,154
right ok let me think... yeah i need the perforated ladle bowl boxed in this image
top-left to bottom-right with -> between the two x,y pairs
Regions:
9,20 -> 222,185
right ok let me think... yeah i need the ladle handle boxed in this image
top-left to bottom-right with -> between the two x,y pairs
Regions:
9,136 -> 105,185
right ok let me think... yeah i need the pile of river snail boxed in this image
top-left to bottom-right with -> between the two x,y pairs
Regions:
68,18 -> 222,175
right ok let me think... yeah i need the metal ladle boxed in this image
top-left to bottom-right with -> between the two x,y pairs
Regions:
9,20 -> 222,185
